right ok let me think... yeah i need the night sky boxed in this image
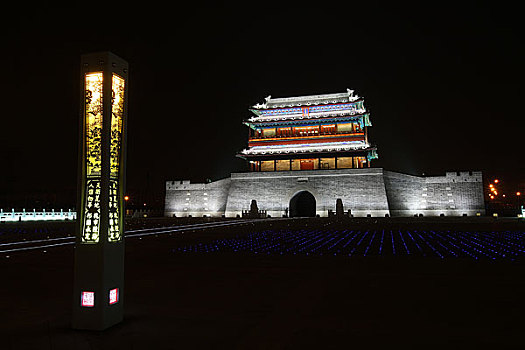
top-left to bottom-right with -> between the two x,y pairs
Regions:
1,3 -> 523,209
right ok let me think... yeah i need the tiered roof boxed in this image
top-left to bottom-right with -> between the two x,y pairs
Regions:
239,89 -> 377,161
253,89 -> 360,109
247,89 -> 369,125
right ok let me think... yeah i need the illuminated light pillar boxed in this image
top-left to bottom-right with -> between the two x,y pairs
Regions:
72,52 -> 128,330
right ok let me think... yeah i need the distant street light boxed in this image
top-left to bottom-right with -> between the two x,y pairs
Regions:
124,196 -> 129,201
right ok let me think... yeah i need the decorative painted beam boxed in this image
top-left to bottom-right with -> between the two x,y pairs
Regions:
249,101 -> 365,120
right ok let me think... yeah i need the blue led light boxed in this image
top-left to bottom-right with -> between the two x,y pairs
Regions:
174,228 -> 525,261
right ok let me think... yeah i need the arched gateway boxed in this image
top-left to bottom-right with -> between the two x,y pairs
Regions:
289,191 -> 316,217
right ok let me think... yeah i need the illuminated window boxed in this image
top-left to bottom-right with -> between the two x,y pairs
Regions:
81,291 -> 95,307
355,156 -> 366,168
277,127 -> 291,137
337,157 -> 352,169
261,161 -> 274,172
320,158 -> 335,169
294,126 -> 319,136
276,159 -> 290,171
299,159 -> 317,170
291,159 -> 301,170
109,288 -> 119,305
320,124 -> 335,134
263,128 -> 276,137
337,123 -> 353,133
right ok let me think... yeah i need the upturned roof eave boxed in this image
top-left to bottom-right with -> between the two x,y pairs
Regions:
243,112 -> 369,128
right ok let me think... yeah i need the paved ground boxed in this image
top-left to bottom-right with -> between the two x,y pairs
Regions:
1,218 -> 525,349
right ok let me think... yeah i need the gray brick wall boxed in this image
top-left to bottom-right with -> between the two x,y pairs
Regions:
165,169 -> 485,217
225,168 -> 389,217
164,178 -> 231,217
383,170 -> 485,216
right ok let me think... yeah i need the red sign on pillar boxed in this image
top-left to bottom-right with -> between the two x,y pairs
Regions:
81,291 -> 95,307
109,288 -> 119,305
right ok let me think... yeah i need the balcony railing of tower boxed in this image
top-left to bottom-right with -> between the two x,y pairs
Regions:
248,135 -> 366,148
250,129 -> 364,140
240,140 -> 372,156
244,113 -> 372,131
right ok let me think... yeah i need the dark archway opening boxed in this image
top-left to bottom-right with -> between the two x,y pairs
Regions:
289,191 -> 316,217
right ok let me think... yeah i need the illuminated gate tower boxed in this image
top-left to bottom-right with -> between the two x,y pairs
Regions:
72,52 -> 128,330
238,89 -> 378,171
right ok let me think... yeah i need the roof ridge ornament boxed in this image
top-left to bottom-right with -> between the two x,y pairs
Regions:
253,102 -> 267,109
347,88 -> 360,102
252,95 -> 271,109
251,89 -> 362,110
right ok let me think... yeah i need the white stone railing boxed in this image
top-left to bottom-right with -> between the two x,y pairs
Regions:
0,209 -> 77,222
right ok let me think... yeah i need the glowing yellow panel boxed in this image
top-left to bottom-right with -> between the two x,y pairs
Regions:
108,74 -> 125,242
82,72 -> 103,243
85,72 -> 103,177
82,179 -> 101,242
110,74 -> 125,178
108,179 -> 121,241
